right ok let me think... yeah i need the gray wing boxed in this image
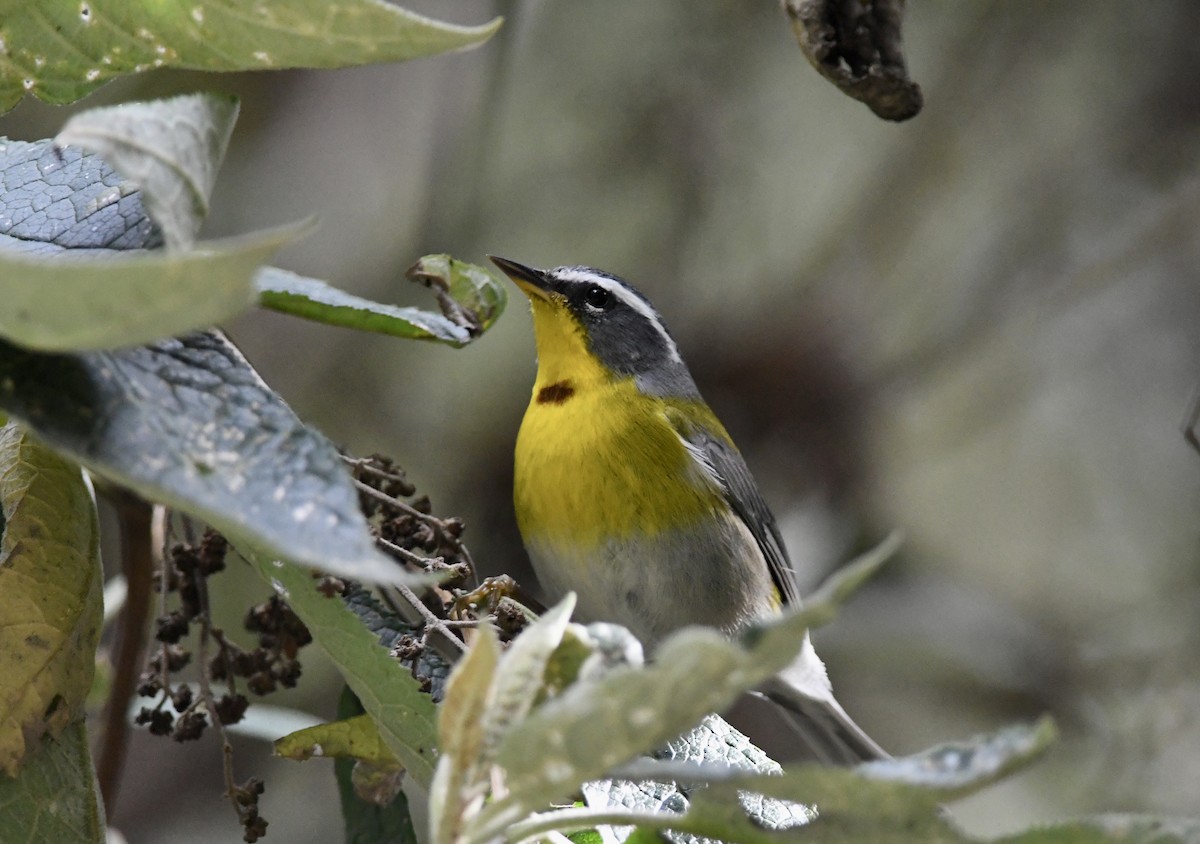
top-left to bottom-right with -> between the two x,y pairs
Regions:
670,413 -> 886,763
673,418 -> 801,606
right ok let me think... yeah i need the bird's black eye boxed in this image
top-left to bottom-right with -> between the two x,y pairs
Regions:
583,285 -> 614,310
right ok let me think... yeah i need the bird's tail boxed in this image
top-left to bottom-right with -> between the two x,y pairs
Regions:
759,676 -> 887,764
757,637 -> 887,765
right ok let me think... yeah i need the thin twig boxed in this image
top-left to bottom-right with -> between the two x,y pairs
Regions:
351,474 -> 435,522
190,534 -> 250,830
395,581 -> 467,655
152,508 -> 171,711
343,456 -> 479,663
372,538 -> 470,661
341,454 -> 416,490
210,628 -> 240,698
96,490 -> 155,814
344,458 -> 479,582
376,535 -> 431,567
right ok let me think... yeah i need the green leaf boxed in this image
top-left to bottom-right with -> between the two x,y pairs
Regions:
635,717 -> 1058,810
482,537 -> 897,825
244,552 -> 439,787
335,688 -> 418,844
0,221 -> 309,351
257,254 -> 507,348
55,93 -> 240,251
338,583 -> 454,701
539,623 -> 607,700
0,331 -> 413,585
667,727 -> 1040,842
0,421 -> 101,776
277,711 -> 408,812
0,720 -> 105,843
0,0 -> 503,113
406,254 -> 507,338
275,713 -> 397,767
494,627 -> 746,817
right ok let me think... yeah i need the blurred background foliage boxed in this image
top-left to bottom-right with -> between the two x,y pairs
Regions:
7,0 -> 1200,840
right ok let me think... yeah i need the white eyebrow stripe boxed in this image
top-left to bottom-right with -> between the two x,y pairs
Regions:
552,267 -> 682,363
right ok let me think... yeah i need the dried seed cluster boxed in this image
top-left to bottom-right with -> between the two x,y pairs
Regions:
353,453 -> 473,590
136,528 -> 313,842
136,531 -> 234,742
126,452 -> 503,841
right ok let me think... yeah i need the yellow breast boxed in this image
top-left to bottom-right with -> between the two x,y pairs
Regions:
515,382 -> 726,548
513,297 -> 728,549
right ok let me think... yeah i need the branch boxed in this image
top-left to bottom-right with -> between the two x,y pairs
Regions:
96,489 -> 155,812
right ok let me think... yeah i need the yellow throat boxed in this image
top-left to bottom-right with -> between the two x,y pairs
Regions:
513,295 -> 729,550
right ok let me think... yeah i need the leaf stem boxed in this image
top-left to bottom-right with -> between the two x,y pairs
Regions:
190,525 -> 254,832
394,580 -> 467,656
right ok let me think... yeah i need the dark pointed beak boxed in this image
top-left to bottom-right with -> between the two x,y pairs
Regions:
488,255 -> 555,301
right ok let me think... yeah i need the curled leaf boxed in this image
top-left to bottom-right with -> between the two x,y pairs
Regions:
275,713 -> 397,767
406,254 -> 507,340
55,93 -> 240,250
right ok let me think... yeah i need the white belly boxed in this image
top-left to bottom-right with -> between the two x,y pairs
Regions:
525,510 -> 777,646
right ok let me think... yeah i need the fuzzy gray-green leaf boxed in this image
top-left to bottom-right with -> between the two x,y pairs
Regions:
430,626 -> 500,844
0,331 -> 412,585
481,595 -> 575,763
55,93 -> 240,250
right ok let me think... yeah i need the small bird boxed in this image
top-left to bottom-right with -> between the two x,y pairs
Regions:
491,256 -> 885,764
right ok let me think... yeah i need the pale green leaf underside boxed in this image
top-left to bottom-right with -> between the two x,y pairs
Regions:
0,0 -> 502,112
510,720 -> 1056,844
257,267 -> 472,346
257,256 -> 507,347
0,221 -> 309,351
430,625 -> 500,844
